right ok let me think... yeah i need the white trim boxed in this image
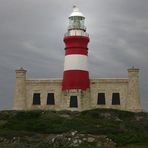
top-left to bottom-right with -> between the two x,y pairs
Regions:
69,6 -> 85,18
64,55 -> 88,71
69,30 -> 85,36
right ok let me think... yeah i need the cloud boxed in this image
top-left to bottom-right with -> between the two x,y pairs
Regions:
0,0 -> 148,110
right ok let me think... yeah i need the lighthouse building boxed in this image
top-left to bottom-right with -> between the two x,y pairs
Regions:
13,6 -> 142,112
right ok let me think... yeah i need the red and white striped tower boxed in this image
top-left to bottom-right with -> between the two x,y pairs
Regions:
62,6 -> 90,90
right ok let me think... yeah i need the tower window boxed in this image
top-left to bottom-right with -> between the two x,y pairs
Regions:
97,93 -> 105,105
70,96 -> 78,108
33,93 -> 41,105
112,93 -> 120,105
47,93 -> 55,105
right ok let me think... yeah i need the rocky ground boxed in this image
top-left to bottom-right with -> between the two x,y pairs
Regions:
0,131 -> 116,148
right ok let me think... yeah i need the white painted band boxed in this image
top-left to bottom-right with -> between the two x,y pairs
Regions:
65,30 -> 89,37
64,54 -> 88,71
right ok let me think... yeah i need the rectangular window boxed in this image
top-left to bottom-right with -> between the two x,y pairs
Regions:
33,93 -> 41,105
47,93 -> 55,105
112,93 -> 120,105
97,93 -> 105,105
70,96 -> 78,108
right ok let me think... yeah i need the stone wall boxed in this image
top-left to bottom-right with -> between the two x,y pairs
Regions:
13,68 -> 27,110
90,79 -> 128,110
25,80 -> 62,110
13,68 -> 142,112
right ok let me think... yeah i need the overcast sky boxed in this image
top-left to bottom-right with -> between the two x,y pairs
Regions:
0,0 -> 148,111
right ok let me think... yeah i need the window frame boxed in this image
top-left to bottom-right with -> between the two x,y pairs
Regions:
70,96 -> 78,108
47,93 -> 55,105
32,93 -> 41,105
97,93 -> 106,105
112,93 -> 120,105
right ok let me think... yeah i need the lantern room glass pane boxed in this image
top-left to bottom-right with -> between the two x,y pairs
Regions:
69,16 -> 85,30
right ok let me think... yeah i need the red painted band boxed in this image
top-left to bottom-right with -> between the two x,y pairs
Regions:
62,70 -> 90,90
64,35 -> 89,41
64,36 -> 89,49
65,48 -> 88,55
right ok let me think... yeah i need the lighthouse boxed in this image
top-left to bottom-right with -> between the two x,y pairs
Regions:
13,6 -> 142,112
62,6 -> 90,91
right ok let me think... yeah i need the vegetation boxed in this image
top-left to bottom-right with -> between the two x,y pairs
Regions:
0,109 -> 148,147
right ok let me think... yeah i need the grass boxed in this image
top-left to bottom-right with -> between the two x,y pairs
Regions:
0,109 -> 148,147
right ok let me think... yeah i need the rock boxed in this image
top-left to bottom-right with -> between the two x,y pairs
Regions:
100,113 -> 112,119
73,139 -> 78,144
51,138 -> 55,143
78,139 -> 82,144
82,137 -> 87,141
71,139 -> 79,147
71,131 -> 78,136
135,115 -> 143,121
96,143 -> 102,147
115,117 -> 122,121
87,137 -> 95,142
